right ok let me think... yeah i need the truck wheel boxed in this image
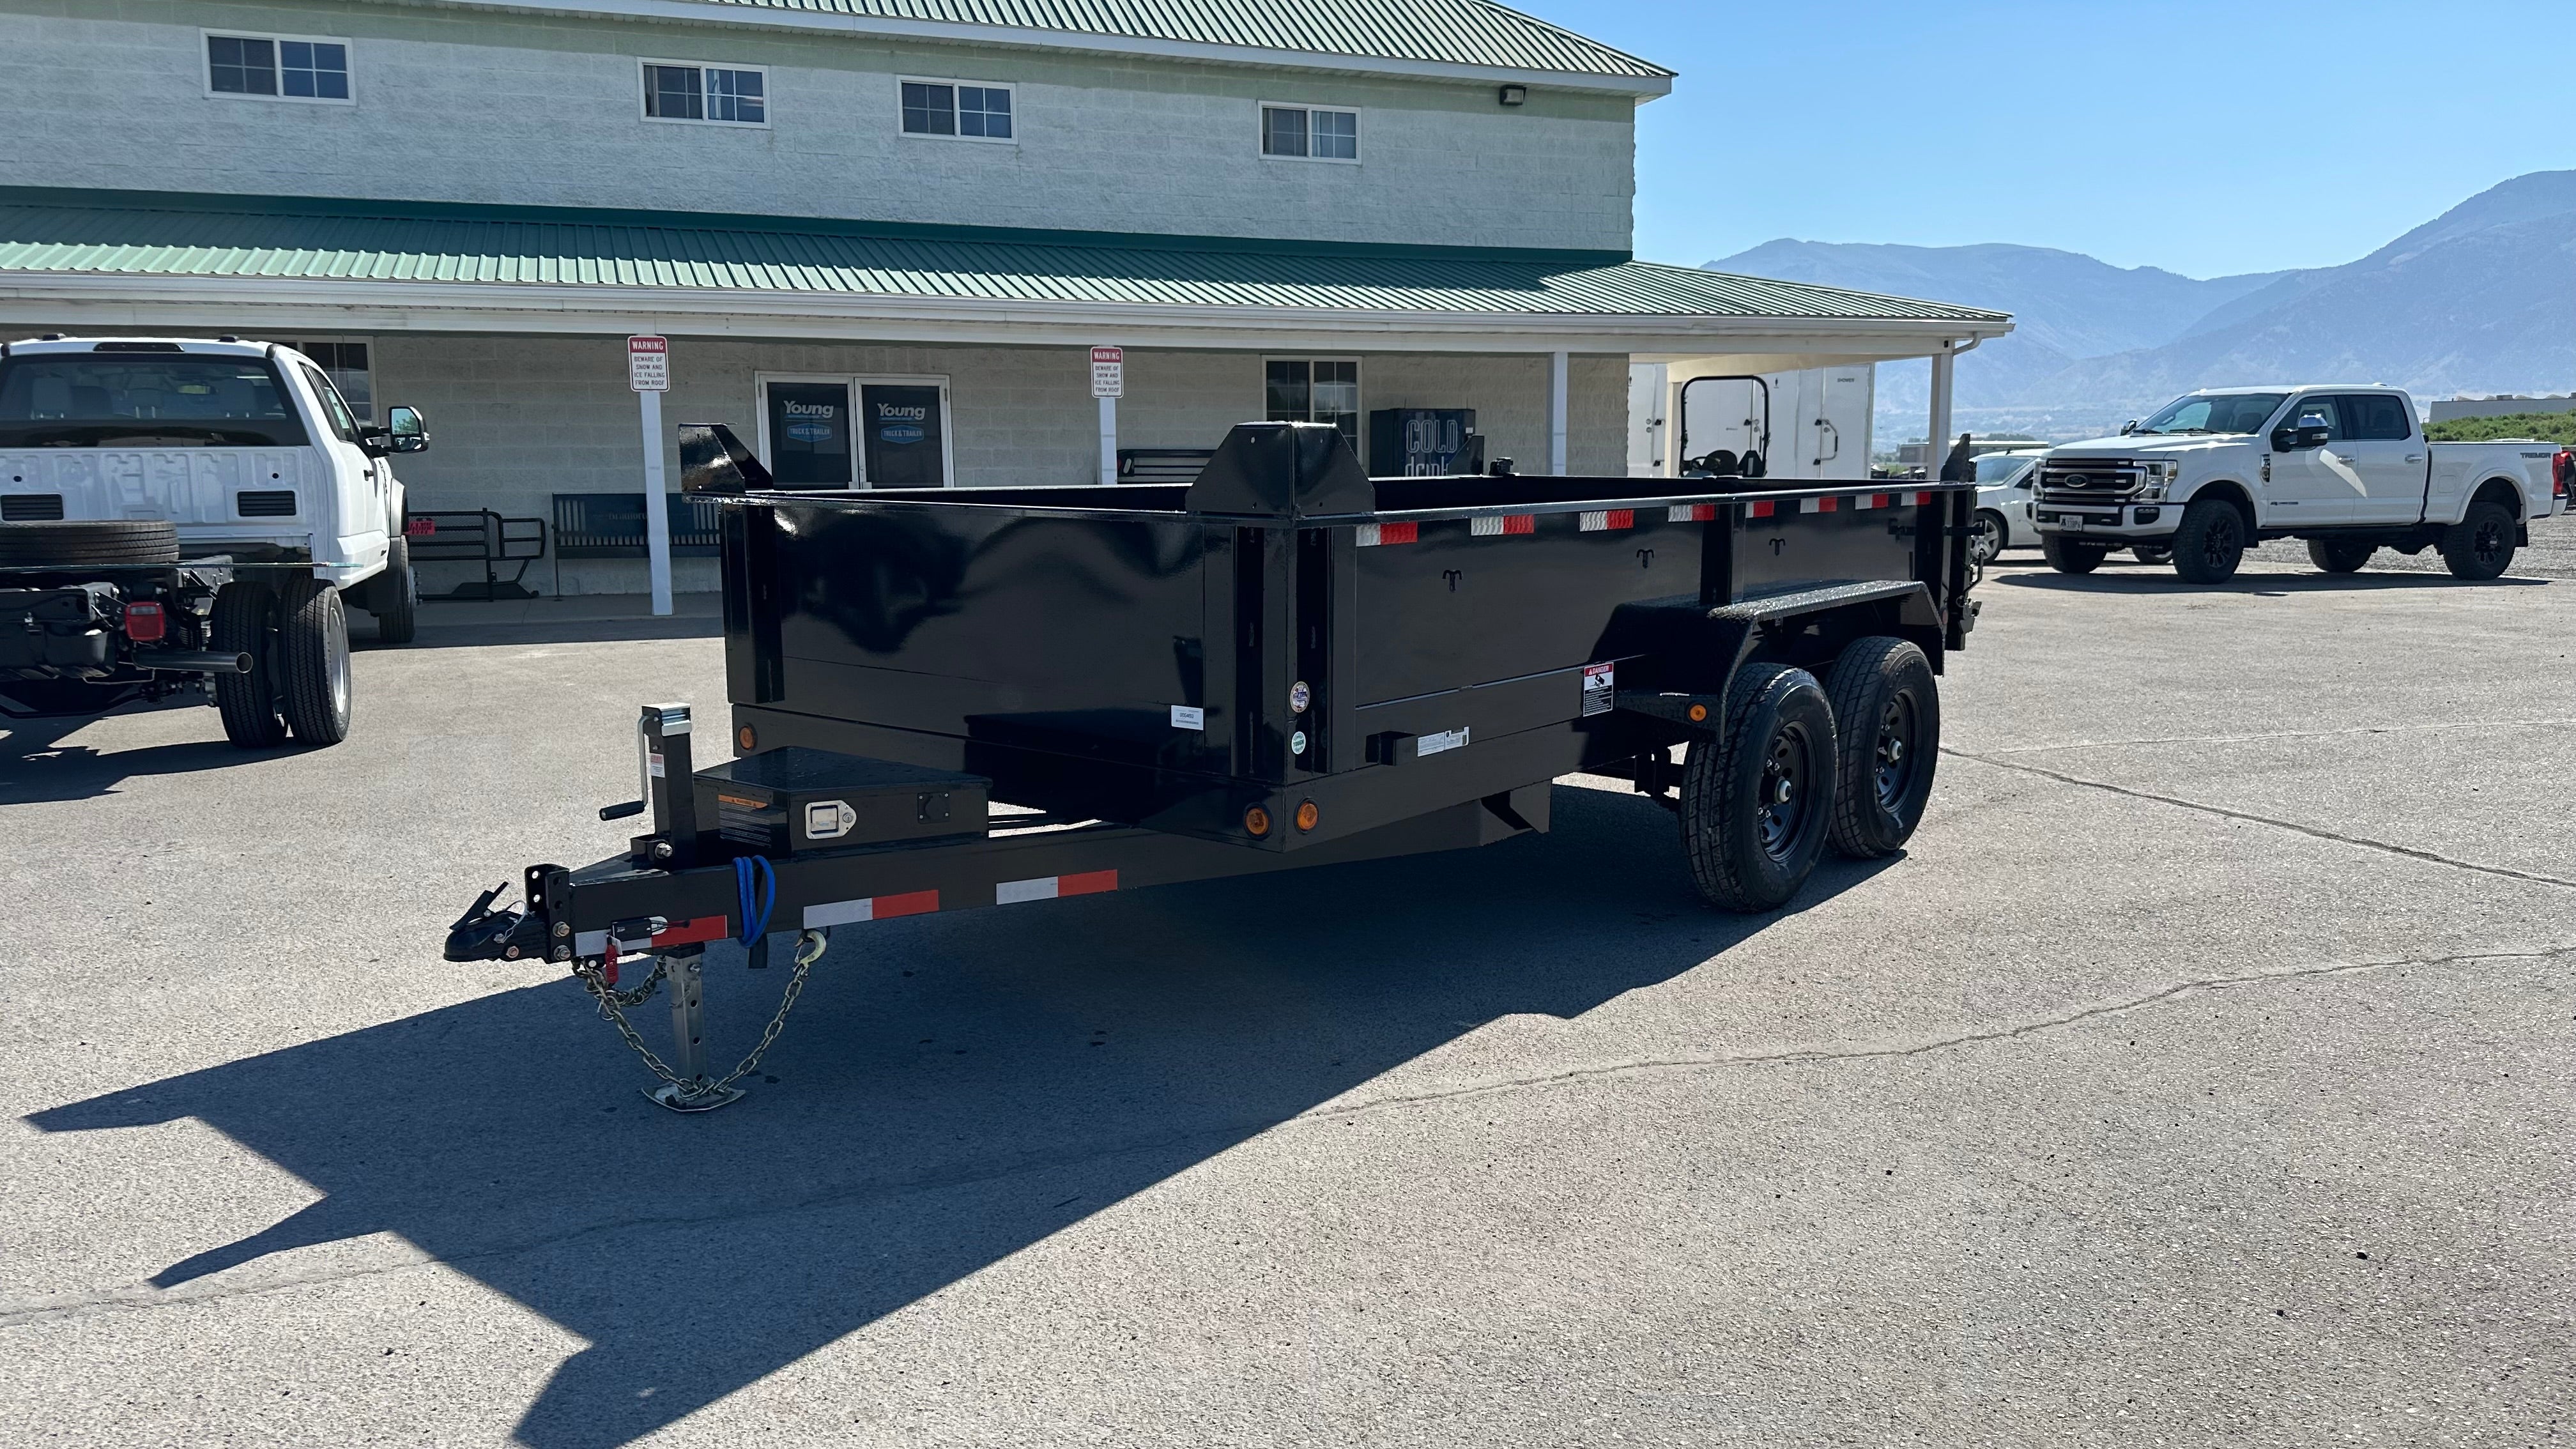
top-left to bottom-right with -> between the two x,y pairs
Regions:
0,519 -> 181,567
2170,500 -> 2246,583
1680,663 -> 1837,911
2307,539 -> 2375,574
2041,535 -> 2108,574
372,533 -> 420,645
2439,501 -> 2517,580
1823,638 -> 1940,859
1970,510 -> 2007,565
276,576 -> 353,746
211,581 -> 286,749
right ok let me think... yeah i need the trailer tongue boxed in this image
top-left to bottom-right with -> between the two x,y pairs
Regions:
448,422 -> 1976,1110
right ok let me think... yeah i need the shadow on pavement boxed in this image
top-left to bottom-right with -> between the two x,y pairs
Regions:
394,615 -> 725,649
29,785 -> 1890,1448
0,708 -> 289,801
1994,567 -> 2550,595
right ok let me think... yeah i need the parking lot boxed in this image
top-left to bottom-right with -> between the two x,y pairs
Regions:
3,549 -> 2570,1447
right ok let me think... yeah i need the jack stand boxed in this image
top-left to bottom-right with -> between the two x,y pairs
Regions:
647,946 -> 745,1113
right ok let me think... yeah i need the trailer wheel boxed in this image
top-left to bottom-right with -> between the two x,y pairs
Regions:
2041,535 -> 2108,574
211,580 -> 287,749
2171,499 -> 2246,583
2306,539 -> 2374,574
2439,501 -> 2517,580
371,533 -> 420,644
1680,663 -> 1836,912
1823,638 -> 1940,859
275,576 -> 353,746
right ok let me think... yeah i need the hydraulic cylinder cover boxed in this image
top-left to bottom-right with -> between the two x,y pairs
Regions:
694,747 -> 989,855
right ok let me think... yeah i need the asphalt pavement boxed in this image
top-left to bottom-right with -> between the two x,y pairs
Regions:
1,546 -> 2569,1447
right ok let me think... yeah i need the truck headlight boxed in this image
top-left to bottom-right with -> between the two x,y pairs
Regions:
2140,461 -> 2174,499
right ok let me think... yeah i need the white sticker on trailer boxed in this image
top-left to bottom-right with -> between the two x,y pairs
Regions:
1416,727 -> 1469,757
1170,705 -> 1205,730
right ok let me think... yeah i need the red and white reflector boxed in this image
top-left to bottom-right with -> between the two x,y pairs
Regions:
1747,500 -> 1776,519
1667,503 -> 1717,522
122,601 -> 167,642
1356,521 -> 1419,547
1799,496 -> 1838,514
1578,509 -> 1634,532
652,915 -> 729,947
996,869 -> 1118,905
802,889 -> 939,929
1469,513 -> 1536,537
1849,493 -> 1889,510
1913,491 -> 1935,505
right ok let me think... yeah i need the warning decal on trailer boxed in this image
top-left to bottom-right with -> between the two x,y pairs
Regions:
1582,662 -> 1614,716
1416,726 -> 1469,757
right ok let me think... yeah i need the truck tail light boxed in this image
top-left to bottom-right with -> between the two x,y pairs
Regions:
2554,449 -> 2572,502
123,601 -> 167,643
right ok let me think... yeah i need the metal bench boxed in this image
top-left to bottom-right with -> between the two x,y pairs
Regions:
551,493 -> 724,559
1114,448 -> 1215,484
404,509 -> 547,601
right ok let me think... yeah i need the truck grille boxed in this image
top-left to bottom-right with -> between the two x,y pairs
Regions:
236,490 -> 298,518
2036,460 -> 2145,505
1,494 -> 63,521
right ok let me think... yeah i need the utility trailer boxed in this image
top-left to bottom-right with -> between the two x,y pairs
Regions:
448,422 -> 1977,1110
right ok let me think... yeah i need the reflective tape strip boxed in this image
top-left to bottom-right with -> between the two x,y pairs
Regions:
1356,521 -> 1419,546
802,889 -> 939,929
1469,513 -> 1536,536
574,930 -> 608,957
997,868 -> 1118,905
1747,500 -> 1775,518
1578,509 -> 1634,532
1800,496 -> 1837,514
1851,493 -> 1883,510
652,915 -> 728,947
1914,491 -> 1935,505
1667,503 -> 1717,522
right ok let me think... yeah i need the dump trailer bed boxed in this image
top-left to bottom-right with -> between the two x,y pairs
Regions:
449,422 -> 1976,1110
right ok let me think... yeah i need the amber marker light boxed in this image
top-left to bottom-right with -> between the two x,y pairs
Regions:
1244,805 -> 1272,836
1687,703 -> 1708,723
1294,801 -> 1319,832
738,724 -> 759,751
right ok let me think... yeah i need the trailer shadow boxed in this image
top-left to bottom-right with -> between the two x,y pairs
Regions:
0,708 -> 289,802
1993,567 -> 2551,595
27,784 -> 1893,1448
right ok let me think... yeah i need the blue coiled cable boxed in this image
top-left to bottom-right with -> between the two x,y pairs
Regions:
733,853 -> 776,946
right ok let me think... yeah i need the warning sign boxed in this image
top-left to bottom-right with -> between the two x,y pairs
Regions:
1090,346 -> 1124,399
1582,662 -> 1614,717
627,335 -> 669,392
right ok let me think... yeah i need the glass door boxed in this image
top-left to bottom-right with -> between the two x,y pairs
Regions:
762,379 -> 854,487
859,383 -> 947,489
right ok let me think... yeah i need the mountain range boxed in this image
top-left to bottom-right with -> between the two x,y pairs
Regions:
1709,170 -> 2576,443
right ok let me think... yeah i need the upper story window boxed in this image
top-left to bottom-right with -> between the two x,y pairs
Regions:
642,61 -> 767,126
205,32 -> 351,103
1261,104 -> 1358,162
901,79 -> 1013,142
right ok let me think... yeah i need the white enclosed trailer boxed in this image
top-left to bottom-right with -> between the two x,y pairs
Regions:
1629,363 -> 1875,480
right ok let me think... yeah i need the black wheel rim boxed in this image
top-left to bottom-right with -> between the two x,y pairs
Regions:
1873,693 -> 1918,810
2202,515 -> 2241,568
2475,518 -> 2506,566
1756,723 -> 1811,860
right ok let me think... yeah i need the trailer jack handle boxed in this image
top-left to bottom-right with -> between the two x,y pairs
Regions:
572,927 -> 831,1113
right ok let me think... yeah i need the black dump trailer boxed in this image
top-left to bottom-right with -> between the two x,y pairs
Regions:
450,421 -> 1977,1109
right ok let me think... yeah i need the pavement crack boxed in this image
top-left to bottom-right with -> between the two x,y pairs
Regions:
1305,945 -> 2573,1121
1943,746 -> 2576,890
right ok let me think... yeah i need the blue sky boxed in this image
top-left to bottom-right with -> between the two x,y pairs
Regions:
1531,0 -> 2576,279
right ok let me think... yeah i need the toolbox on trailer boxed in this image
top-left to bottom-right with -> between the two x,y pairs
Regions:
449,420 -> 1976,1110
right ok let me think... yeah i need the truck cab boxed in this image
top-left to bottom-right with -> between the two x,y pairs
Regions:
0,336 -> 431,743
2032,385 -> 2566,583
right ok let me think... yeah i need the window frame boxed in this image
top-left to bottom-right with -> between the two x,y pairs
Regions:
2336,392 -> 2414,442
201,29 -> 355,106
896,75 -> 1018,146
1259,102 -> 1361,165
279,336 -> 375,422
1261,356 -> 1363,452
753,372 -> 958,489
638,57 -> 772,130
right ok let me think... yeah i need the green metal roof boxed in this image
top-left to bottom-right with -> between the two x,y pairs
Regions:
0,189 -> 2008,325
431,0 -> 1673,83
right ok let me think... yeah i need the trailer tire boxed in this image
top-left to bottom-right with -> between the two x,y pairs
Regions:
1823,638 -> 1940,859
2307,539 -> 2374,574
211,580 -> 287,749
2172,498 -> 2246,583
371,533 -> 420,644
2439,501 -> 2517,580
275,575 -> 353,746
1680,662 -> 1837,912
2041,535 -> 2108,574
0,519 -> 181,567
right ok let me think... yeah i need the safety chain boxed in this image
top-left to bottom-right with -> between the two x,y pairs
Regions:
569,929 -> 827,1106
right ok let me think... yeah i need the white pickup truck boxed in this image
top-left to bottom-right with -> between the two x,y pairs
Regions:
0,336 -> 427,746
2032,385 -> 2570,583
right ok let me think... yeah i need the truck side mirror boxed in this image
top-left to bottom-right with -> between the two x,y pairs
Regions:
385,404 -> 430,454
2120,420 -> 2137,435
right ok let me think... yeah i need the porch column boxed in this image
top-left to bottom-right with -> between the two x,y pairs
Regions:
1548,349 -> 1570,475
1927,343 -> 1956,480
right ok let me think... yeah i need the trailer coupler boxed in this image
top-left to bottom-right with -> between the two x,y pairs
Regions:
443,882 -> 549,962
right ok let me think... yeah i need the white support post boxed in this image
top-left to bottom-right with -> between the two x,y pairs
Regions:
638,386 -> 673,616
1098,395 -> 1118,486
1926,344 -> 1956,482
1549,349 -> 1570,475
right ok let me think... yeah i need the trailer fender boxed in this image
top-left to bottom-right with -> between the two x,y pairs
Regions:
1599,581 -> 1945,714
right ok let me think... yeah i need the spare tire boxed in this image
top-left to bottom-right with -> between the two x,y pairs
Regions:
0,520 -> 181,567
